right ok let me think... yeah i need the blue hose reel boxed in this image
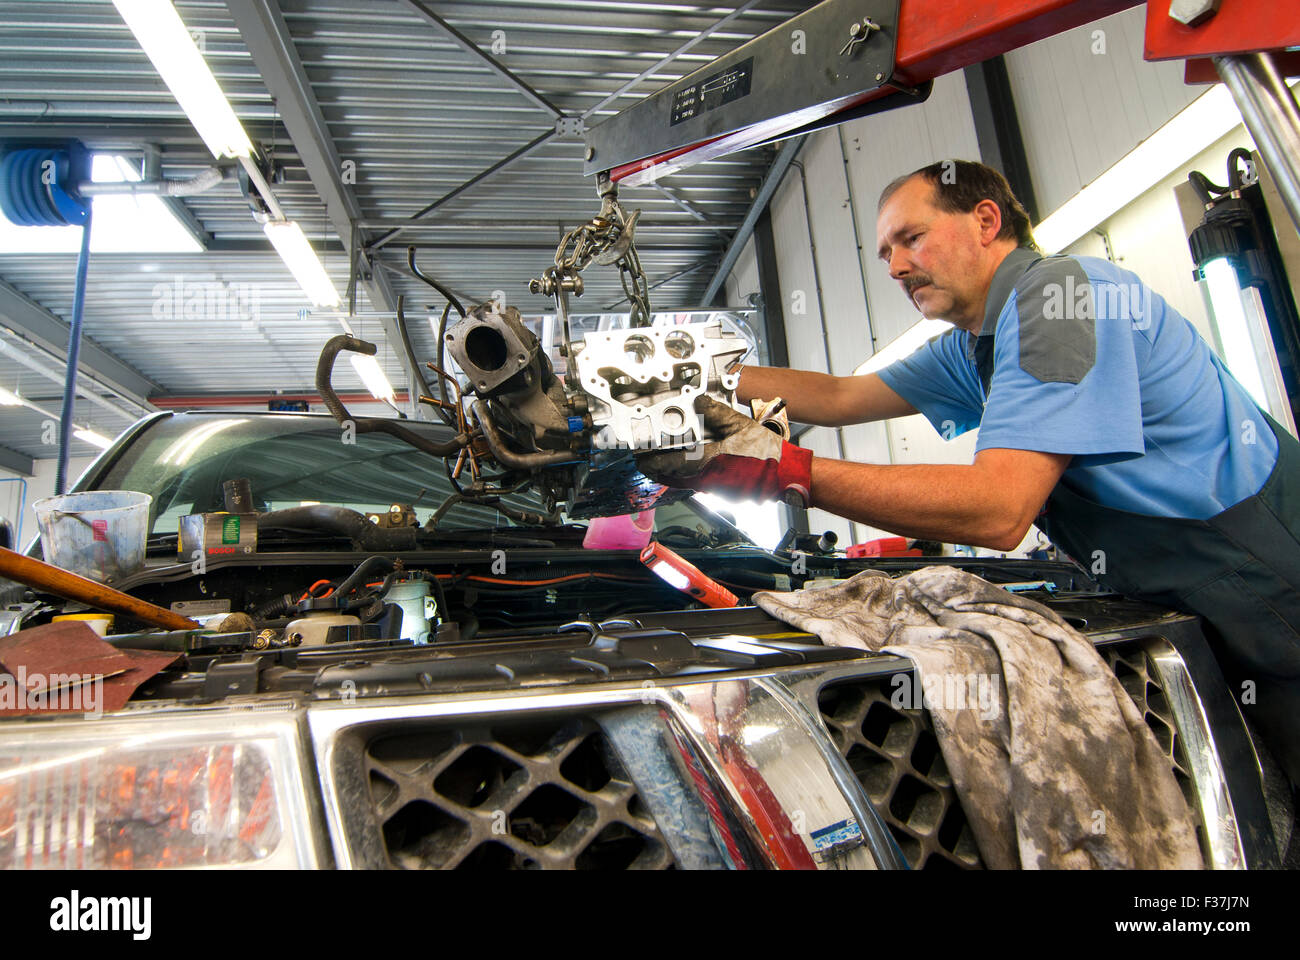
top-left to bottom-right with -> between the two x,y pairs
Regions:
0,141 -> 91,227
0,140 -> 95,494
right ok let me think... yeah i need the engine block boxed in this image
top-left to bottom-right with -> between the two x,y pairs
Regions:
572,322 -> 747,451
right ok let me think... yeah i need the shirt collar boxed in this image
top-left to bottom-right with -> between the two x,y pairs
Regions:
976,246 -> 1044,338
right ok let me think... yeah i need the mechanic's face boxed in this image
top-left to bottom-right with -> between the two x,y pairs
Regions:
876,176 -> 1007,331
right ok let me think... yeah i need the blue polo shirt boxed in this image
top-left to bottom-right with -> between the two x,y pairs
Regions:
876,248 -> 1278,520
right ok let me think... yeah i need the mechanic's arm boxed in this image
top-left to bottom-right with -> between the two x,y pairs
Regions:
736,365 -> 917,426
810,448 -> 1071,551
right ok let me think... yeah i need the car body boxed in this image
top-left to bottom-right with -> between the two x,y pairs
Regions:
0,411 -> 1286,869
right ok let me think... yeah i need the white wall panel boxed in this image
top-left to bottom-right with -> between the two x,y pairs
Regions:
797,129 -> 874,375
1004,6 -> 1202,216
723,235 -> 759,305
770,169 -> 828,377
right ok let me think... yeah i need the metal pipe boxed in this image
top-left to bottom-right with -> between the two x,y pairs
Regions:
56,205 -> 92,496
471,400 -> 575,468
0,336 -> 141,423
1215,53 -> 1300,237
315,334 -> 465,457
76,165 -> 226,197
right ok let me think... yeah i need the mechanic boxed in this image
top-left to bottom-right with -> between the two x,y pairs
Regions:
638,159 -> 1300,792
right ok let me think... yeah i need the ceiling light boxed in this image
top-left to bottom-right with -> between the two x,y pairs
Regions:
112,0 -> 253,160
350,354 -> 395,404
0,387 -> 21,405
73,428 -> 113,449
263,220 -> 341,308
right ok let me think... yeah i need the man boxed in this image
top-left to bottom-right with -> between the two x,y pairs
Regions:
639,159 -> 1300,794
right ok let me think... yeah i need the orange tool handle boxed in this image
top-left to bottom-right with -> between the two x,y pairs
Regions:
640,541 -> 738,609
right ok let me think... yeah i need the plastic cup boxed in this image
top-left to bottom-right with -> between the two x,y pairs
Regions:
33,491 -> 152,583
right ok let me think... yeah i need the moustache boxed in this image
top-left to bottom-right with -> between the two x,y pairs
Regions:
903,275 -> 934,295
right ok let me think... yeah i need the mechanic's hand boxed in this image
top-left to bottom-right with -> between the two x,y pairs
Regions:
636,395 -> 812,503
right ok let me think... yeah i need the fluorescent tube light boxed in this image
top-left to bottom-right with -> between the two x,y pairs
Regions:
263,220 -> 341,308
73,428 -> 113,449
854,318 -> 950,375
1033,85 -> 1239,253
0,387 -> 21,405
1033,78 -> 1300,255
350,354 -> 395,403
1203,257 -> 1271,408
112,0 -> 253,160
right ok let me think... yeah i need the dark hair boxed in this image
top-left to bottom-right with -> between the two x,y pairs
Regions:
878,160 -> 1040,252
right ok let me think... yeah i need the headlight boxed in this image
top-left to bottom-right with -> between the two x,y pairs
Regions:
0,700 -> 325,869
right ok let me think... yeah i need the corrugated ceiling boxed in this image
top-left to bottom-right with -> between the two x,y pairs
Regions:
0,0 -> 805,461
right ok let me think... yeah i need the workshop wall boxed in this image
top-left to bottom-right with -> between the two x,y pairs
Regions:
1003,5 -> 1202,217
1063,127 -> 1257,347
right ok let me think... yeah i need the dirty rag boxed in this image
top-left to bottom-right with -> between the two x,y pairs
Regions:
754,565 -> 1202,869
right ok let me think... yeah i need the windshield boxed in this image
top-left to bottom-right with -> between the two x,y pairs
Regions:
88,413 -> 745,541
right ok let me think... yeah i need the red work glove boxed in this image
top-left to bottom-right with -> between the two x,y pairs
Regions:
637,395 -> 813,503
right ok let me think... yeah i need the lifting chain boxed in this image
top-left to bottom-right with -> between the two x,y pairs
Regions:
529,179 -> 651,331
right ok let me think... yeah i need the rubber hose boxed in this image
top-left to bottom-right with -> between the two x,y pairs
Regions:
315,334 -> 464,457
257,504 -> 418,551
471,400 -> 575,469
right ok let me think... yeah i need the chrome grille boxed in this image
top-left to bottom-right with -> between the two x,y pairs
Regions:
818,639 -> 1205,869
364,716 -> 674,870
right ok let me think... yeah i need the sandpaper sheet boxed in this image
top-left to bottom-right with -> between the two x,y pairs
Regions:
0,620 -> 180,716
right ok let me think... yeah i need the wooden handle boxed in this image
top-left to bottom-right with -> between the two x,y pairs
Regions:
0,547 -> 201,632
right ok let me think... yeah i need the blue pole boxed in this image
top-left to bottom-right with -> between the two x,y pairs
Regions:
56,204 -> 92,495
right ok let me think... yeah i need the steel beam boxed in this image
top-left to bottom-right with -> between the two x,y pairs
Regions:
227,0 -> 423,410
401,0 -> 564,119
225,1 -> 395,309
0,280 -> 157,407
365,130 -> 556,252
963,56 -> 1039,223
354,217 -> 738,232
702,137 -> 805,306
651,183 -> 727,230
0,445 -> 34,477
